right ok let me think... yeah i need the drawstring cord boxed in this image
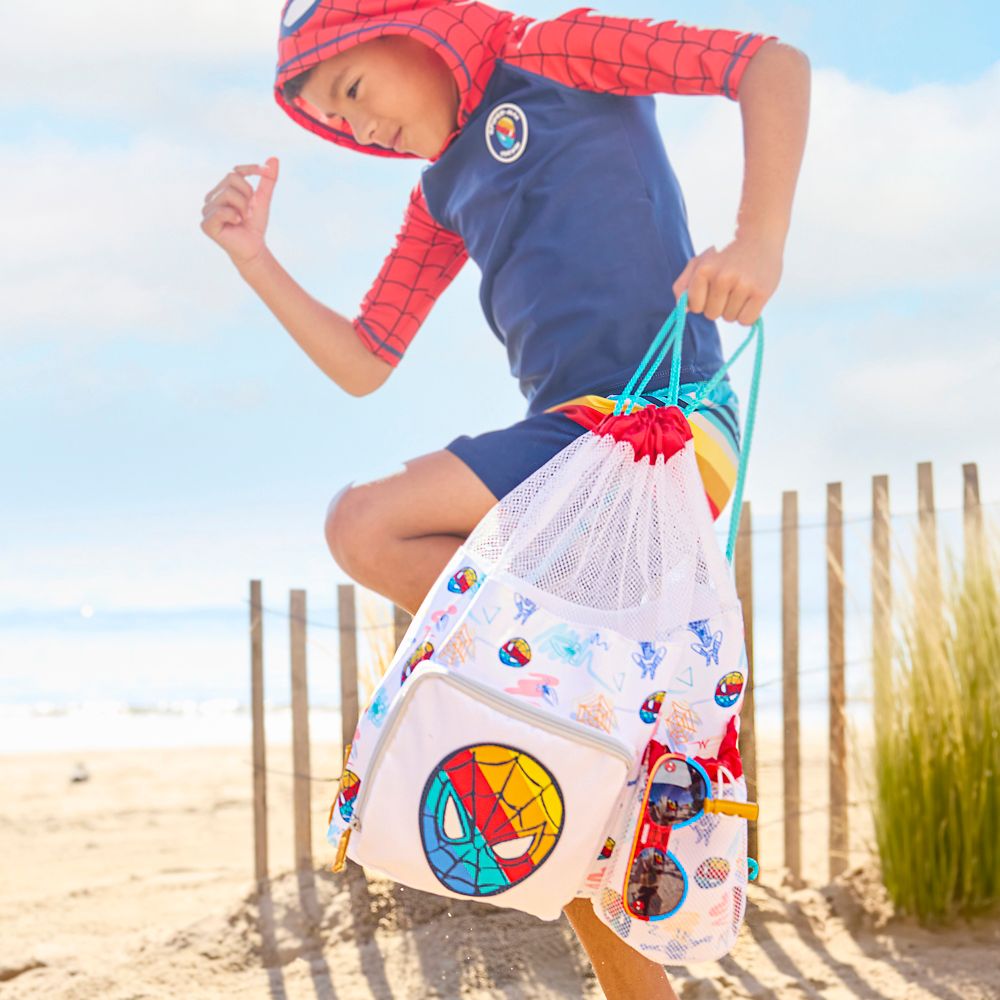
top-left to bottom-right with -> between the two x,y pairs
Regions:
610,293 -> 764,564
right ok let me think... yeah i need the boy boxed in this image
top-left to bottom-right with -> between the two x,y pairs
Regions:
201,2 -> 809,995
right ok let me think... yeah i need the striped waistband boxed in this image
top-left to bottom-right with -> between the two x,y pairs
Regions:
544,382 -> 741,520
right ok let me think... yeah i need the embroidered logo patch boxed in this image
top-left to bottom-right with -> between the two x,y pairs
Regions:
485,103 -> 528,163
419,743 -> 563,896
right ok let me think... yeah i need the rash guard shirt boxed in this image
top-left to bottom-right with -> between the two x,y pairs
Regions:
275,3 -> 775,416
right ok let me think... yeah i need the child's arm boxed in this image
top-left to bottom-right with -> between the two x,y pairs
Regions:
506,12 -> 810,325
201,159 -> 467,394
673,41 -> 810,325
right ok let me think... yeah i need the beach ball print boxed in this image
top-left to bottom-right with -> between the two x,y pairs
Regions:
639,691 -> 665,723
419,743 -> 563,896
714,671 -> 744,708
499,637 -> 531,667
401,641 -> 434,684
335,770 -> 360,823
599,836 -> 616,860
694,857 -> 731,889
448,567 -> 478,594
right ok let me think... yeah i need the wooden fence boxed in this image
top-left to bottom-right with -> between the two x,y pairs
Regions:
248,460 -> 986,886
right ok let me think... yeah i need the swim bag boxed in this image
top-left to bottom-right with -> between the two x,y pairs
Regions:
327,297 -> 763,960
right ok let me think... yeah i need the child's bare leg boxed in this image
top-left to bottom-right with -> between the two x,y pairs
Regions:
325,448 -> 679,998
565,898 -> 679,1000
324,450 -> 497,612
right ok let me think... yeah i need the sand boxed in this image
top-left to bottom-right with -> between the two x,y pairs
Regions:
1,739 -> 997,999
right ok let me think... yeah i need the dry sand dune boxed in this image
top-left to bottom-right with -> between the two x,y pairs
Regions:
2,744 -> 997,999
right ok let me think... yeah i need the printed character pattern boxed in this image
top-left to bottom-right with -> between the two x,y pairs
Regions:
401,640 -> 434,684
633,641 -> 666,680
688,619 -> 723,667
640,691 -> 666,724
419,743 -> 564,897
448,567 -> 479,594
499,637 -> 532,667
714,671 -> 744,708
335,770 -> 360,823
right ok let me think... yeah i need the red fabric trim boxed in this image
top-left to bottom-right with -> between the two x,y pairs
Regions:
275,4 -> 778,157
352,184 -> 468,363
274,1 -> 514,161
643,715 -> 744,783
591,404 -> 692,464
505,10 -> 776,102
694,717 -> 744,781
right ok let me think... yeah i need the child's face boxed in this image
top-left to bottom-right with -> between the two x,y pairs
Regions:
300,35 -> 459,159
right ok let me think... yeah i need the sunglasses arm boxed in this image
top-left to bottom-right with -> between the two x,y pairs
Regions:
703,798 -> 760,822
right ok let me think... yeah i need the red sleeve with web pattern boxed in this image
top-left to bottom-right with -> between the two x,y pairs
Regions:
505,9 -> 776,100
353,184 -> 468,366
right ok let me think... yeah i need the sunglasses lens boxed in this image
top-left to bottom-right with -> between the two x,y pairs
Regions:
626,847 -> 686,919
648,757 -> 707,824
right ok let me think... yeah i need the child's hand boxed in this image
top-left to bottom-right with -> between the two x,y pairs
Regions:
200,157 -> 280,269
672,236 -> 782,326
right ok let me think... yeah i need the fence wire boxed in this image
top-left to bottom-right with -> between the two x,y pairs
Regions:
242,493 -> 995,860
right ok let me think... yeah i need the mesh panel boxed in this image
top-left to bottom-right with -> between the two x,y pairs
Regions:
465,435 -> 737,638
732,885 -> 746,937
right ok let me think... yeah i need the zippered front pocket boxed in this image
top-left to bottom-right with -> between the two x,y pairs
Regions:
347,665 -> 634,921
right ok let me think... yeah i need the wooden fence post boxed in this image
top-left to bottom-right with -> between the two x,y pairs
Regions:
338,585 -> 359,756
963,463 -> 982,573
827,483 -> 848,879
250,580 -> 268,888
393,603 -> 412,652
290,589 -> 312,873
734,501 -> 758,866
917,462 -> 940,602
782,490 -> 801,883
871,476 -> 892,719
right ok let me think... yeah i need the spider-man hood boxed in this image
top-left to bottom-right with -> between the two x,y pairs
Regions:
275,0 -> 519,160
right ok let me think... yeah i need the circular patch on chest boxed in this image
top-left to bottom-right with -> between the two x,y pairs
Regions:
485,103 -> 529,163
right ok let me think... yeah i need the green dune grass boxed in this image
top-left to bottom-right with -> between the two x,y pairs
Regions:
872,533 -> 1000,923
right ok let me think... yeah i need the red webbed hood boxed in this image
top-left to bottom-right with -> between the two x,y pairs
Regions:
274,0 -> 518,160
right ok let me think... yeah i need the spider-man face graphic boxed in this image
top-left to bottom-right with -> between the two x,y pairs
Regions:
419,743 -> 563,896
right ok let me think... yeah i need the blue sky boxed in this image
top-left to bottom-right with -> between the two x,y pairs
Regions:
2,1 -> 999,713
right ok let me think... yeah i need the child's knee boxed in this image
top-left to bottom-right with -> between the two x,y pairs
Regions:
324,483 -> 382,575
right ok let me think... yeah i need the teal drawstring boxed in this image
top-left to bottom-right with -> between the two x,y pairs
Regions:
702,321 -> 763,563
612,296 -> 765,564
613,292 -> 689,416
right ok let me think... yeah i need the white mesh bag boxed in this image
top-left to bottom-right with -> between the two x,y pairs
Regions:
326,299 -> 763,958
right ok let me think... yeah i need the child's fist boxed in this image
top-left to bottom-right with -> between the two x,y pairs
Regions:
200,157 -> 280,268
673,236 -> 782,326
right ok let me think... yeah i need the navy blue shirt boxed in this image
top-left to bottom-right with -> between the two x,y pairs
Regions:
421,61 -> 726,416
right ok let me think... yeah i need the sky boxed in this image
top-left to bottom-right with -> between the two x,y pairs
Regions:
2,0 -> 999,717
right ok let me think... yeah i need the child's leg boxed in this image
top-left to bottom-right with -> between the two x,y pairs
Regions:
325,448 -> 680,998
564,898 -> 680,1000
324,449 -> 497,613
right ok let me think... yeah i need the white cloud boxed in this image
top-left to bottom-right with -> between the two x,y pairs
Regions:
0,128 -> 418,348
0,2 -> 278,117
664,61 -> 1000,298
720,282 -> 1000,523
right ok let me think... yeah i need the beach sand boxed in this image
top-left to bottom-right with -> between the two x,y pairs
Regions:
1,737 -> 997,999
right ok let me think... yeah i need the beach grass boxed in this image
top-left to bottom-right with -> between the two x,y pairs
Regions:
872,528 -> 1000,923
